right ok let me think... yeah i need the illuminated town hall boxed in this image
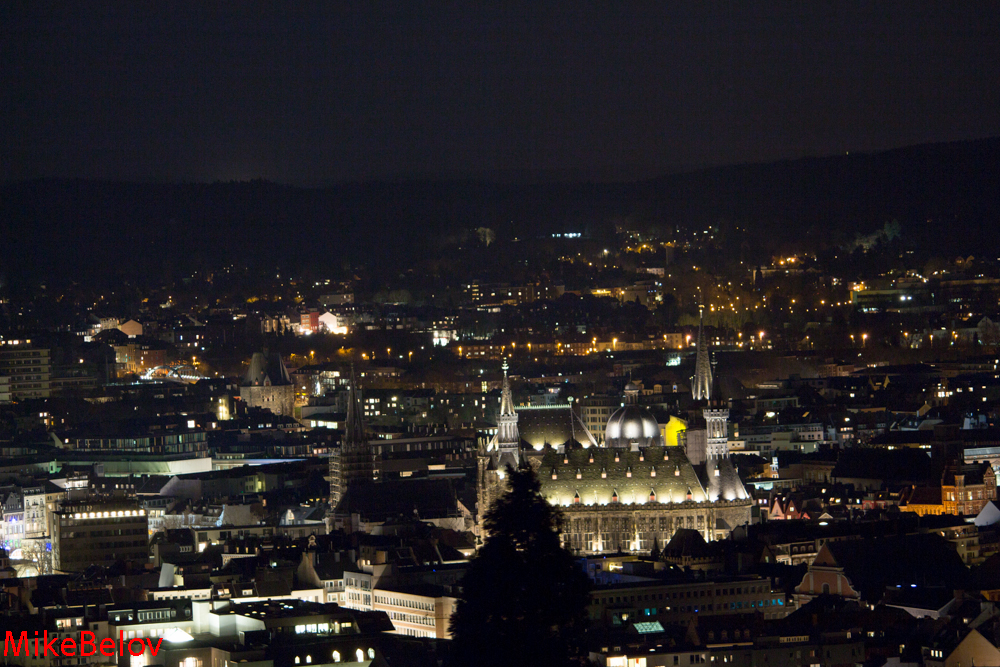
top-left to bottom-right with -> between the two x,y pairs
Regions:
479,314 -> 753,554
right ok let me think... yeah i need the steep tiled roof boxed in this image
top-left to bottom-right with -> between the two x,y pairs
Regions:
538,445 -> 708,506
243,351 -> 292,386
516,405 -> 598,448
943,461 -> 993,486
906,486 -> 943,506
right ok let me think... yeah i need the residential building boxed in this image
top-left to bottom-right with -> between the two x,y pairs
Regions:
0,341 -> 52,399
942,462 -> 997,516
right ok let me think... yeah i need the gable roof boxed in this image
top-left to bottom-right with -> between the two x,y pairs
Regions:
906,486 -> 943,506
976,500 -> 1000,527
943,461 -> 994,486
243,351 -> 292,386
539,445 -> 709,506
664,528 -> 712,559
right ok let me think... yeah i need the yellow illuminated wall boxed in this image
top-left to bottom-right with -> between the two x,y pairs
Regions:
661,415 -> 687,448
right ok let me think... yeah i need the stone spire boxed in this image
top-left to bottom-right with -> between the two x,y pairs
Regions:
692,304 -> 713,402
698,349 -> 748,504
338,365 -> 376,493
344,365 -> 367,449
495,359 -> 521,467
499,359 -> 516,418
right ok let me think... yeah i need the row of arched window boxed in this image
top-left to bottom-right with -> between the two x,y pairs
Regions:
294,648 -> 375,664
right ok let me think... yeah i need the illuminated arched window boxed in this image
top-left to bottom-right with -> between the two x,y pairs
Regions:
294,658 -> 300,665
356,649 -> 364,662
332,652 -> 340,663
305,656 -> 311,664
367,649 -> 375,659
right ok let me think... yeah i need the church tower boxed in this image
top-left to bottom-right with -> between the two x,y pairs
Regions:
476,359 -> 522,542
494,359 -> 521,469
703,404 -> 730,460
692,305 -> 712,402
335,366 -> 377,505
701,352 -> 748,505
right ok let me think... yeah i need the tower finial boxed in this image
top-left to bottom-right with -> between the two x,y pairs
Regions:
692,304 -> 712,401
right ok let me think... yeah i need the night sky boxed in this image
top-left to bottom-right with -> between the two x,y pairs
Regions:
4,1 -> 1000,184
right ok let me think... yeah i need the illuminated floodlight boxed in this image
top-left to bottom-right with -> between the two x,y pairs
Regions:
163,628 -> 194,643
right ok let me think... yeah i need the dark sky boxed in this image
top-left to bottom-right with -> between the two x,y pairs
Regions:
4,1 -> 1000,184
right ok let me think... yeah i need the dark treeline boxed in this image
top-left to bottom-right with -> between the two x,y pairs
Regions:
2,137 -> 999,288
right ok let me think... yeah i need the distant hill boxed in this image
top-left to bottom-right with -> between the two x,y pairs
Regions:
633,137 -> 1000,255
2,137 -> 999,285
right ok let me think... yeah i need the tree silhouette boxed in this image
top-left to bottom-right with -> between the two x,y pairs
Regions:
448,466 -> 590,667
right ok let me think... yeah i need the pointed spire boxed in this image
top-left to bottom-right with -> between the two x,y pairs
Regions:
692,304 -> 713,401
344,363 -> 367,450
495,358 -> 520,466
338,362 -> 376,496
499,358 -> 515,416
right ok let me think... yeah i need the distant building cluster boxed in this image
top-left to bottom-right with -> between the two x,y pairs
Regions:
7,218 -> 1000,665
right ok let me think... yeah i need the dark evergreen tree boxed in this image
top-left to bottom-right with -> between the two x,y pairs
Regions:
448,466 -> 591,667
